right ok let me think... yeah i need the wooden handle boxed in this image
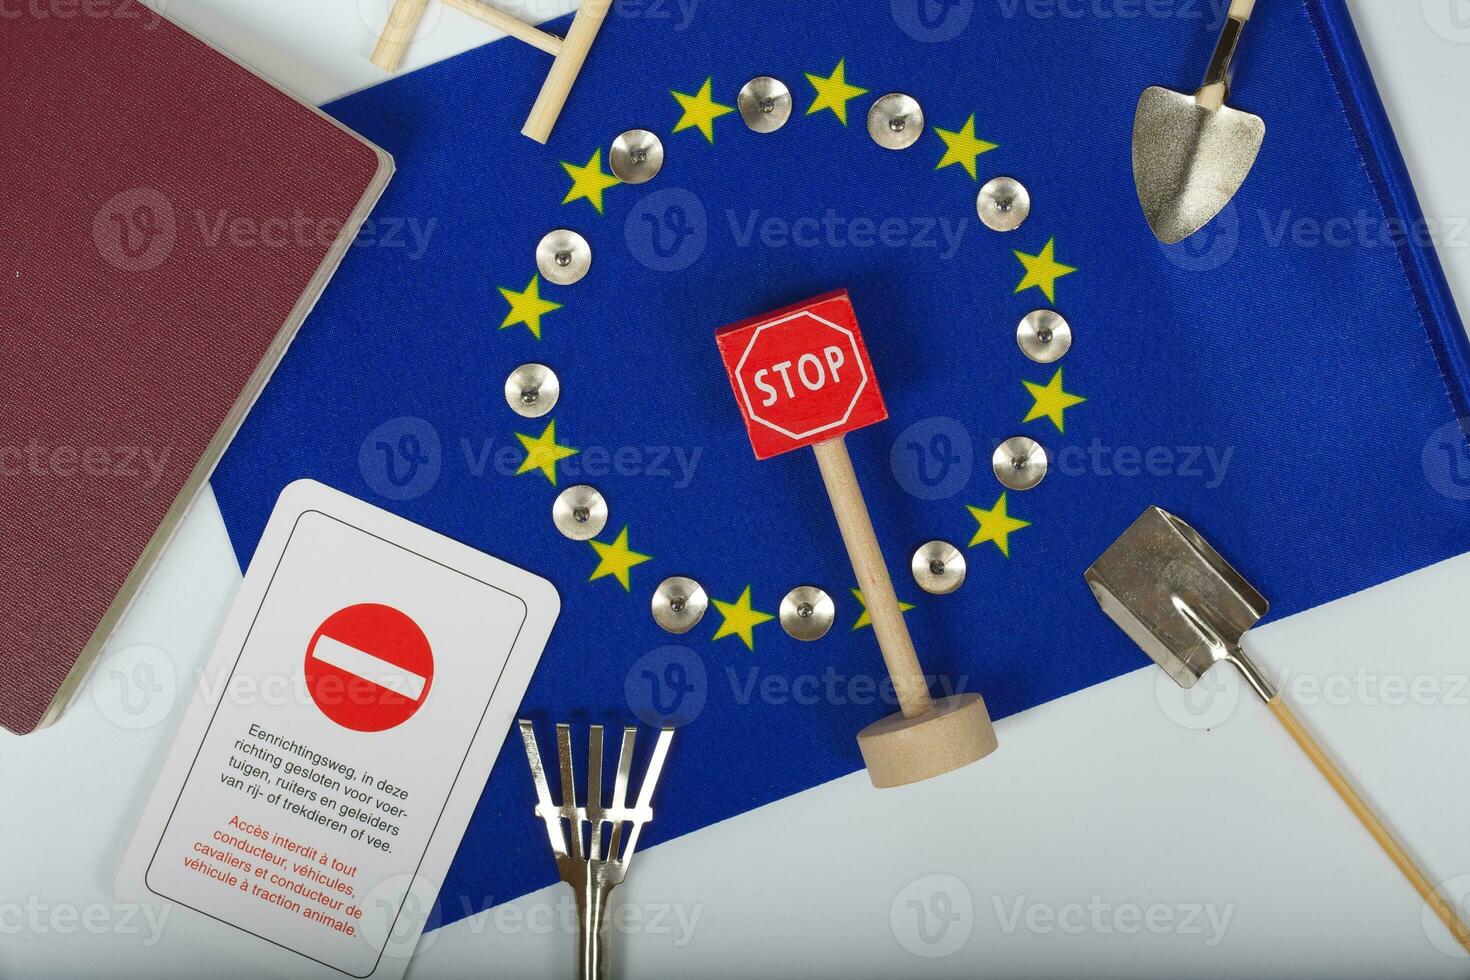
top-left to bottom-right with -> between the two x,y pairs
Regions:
522,0 -> 612,143
1268,696 -> 1470,953
370,0 -> 429,72
441,0 -> 563,55
812,437 -> 933,718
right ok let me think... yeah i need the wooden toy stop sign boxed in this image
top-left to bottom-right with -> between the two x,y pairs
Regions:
715,289 -> 998,788
716,290 -> 887,459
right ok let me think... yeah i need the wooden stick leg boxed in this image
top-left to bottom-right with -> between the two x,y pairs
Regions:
522,0 -> 613,143
371,0 -> 429,72
441,0 -> 563,55
812,437 -> 933,718
1268,696 -> 1470,953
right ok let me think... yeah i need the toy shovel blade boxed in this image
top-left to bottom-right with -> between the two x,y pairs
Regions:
1084,506 -> 1267,689
1132,85 -> 1265,246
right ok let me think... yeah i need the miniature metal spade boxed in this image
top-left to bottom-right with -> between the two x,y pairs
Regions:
1086,507 -> 1470,953
1133,0 -> 1266,244
520,721 -> 674,979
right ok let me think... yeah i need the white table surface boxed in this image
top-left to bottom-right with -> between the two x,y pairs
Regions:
6,2 -> 1470,977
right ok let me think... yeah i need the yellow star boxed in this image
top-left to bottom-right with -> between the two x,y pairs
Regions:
561,149 -> 621,214
967,493 -> 1031,557
499,275 -> 562,340
514,419 -> 578,485
851,588 -> 915,631
588,527 -> 653,591
934,115 -> 998,179
805,59 -> 868,125
1023,368 -> 1087,433
1014,237 -> 1077,303
711,586 -> 775,651
671,77 -> 735,143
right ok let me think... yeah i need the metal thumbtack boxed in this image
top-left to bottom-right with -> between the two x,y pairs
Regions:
520,721 -> 674,980
977,176 -> 1031,232
1085,506 -> 1470,955
552,485 -> 607,541
651,576 -> 708,634
1017,310 -> 1072,364
537,229 -> 592,285
912,541 -> 965,595
609,129 -> 664,184
867,93 -> 924,150
992,436 -> 1047,491
737,76 -> 792,133
779,586 -> 834,641
506,362 -> 560,418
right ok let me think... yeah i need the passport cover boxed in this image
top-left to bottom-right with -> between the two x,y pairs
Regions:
208,0 -> 1470,923
0,0 -> 392,734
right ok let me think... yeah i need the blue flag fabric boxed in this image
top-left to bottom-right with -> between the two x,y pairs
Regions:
211,0 -> 1470,926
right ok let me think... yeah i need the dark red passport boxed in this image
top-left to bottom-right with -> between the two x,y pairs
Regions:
0,0 -> 392,734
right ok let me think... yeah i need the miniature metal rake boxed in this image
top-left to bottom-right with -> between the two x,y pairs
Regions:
519,720 -> 673,980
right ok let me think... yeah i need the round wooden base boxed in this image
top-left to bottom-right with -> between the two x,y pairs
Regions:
856,693 -> 999,788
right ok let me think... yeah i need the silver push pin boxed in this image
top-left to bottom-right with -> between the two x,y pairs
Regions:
537,229 -> 592,285
779,585 -> 834,641
609,129 -> 664,184
911,541 -> 965,595
651,576 -> 708,634
737,76 -> 792,133
867,93 -> 924,150
1016,310 -> 1072,364
552,484 -> 608,541
505,362 -> 560,418
992,436 -> 1047,491
977,176 -> 1031,232
520,721 -> 674,980
1086,506 -> 1470,953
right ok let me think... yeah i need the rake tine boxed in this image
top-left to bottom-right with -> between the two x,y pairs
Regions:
622,727 -> 673,866
556,723 -> 582,861
519,720 -> 567,860
587,724 -> 605,860
607,726 -> 637,862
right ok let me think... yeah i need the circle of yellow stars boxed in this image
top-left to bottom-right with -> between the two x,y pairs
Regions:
491,56 -> 1090,651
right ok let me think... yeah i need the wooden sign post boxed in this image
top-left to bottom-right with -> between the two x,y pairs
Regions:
369,0 -> 611,143
716,290 -> 999,788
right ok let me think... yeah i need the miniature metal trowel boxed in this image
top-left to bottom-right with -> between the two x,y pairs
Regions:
1133,0 -> 1266,244
1086,507 -> 1470,953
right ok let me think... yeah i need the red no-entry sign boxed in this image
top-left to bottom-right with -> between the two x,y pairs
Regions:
716,290 -> 888,460
304,603 -> 434,732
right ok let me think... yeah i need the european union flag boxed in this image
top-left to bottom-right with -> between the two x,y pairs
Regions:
212,0 -> 1470,926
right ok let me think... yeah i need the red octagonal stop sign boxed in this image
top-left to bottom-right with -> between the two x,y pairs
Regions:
716,290 -> 888,459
